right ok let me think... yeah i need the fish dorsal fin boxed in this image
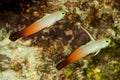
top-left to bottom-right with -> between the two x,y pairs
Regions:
80,27 -> 101,56
80,26 -> 95,42
80,26 -> 102,56
42,13 -> 51,19
37,13 -> 51,22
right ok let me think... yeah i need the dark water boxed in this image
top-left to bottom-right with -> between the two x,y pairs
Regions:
0,0 -> 32,14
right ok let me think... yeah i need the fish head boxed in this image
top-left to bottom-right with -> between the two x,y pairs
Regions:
99,38 -> 111,48
54,10 -> 66,21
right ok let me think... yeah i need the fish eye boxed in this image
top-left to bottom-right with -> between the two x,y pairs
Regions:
62,12 -> 65,15
106,40 -> 109,43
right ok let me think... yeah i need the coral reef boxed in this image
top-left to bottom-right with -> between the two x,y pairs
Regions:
0,0 -> 120,80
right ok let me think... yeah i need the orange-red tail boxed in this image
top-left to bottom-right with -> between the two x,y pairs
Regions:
9,20 -> 43,41
9,31 -> 22,41
56,47 -> 87,70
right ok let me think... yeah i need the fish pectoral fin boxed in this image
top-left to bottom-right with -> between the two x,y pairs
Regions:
94,50 -> 100,56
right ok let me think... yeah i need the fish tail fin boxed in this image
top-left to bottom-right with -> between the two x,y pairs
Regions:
9,32 -> 22,41
56,60 -> 68,70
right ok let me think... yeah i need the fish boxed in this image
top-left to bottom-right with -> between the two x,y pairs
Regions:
9,10 -> 66,41
56,27 -> 111,70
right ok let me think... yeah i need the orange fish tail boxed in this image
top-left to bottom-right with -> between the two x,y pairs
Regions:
66,48 -> 86,64
56,60 -> 69,70
9,21 -> 43,41
56,48 -> 87,70
20,21 -> 43,37
9,32 -> 22,41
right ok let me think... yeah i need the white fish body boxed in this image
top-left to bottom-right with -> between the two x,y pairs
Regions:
36,10 -> 66,28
